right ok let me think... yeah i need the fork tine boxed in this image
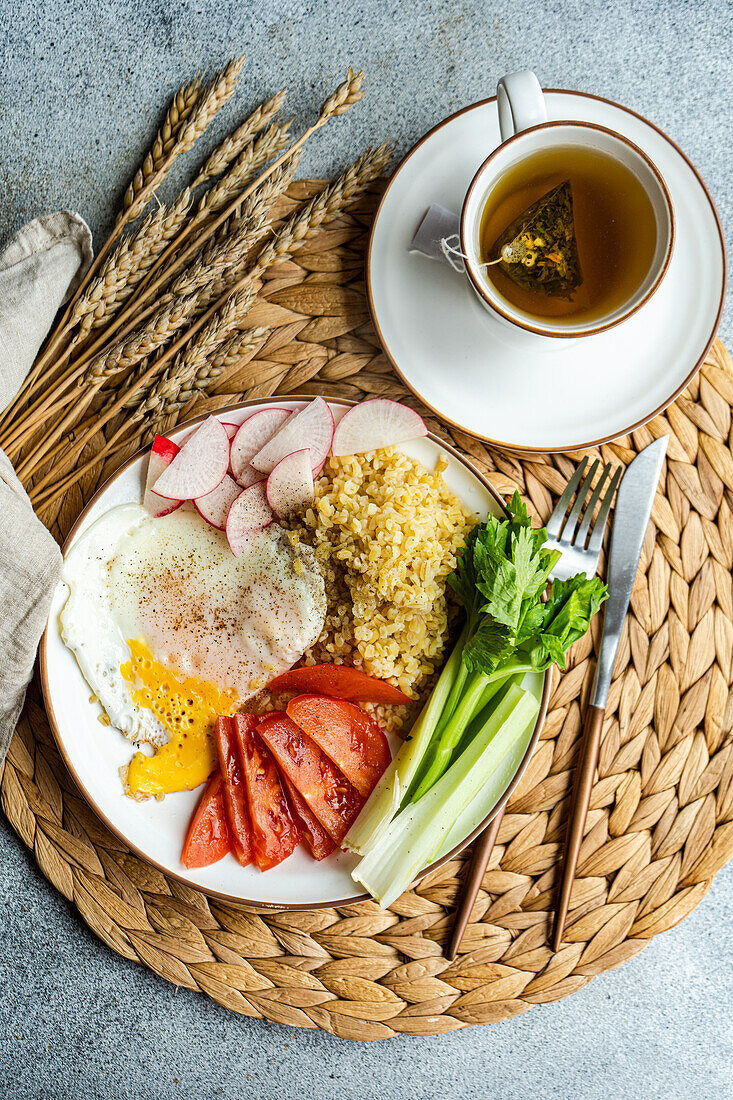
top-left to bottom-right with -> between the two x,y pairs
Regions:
588,465 -> 623,553
546,457 -> 588,539
561,459 -> 600,541
575,463 -> 613,546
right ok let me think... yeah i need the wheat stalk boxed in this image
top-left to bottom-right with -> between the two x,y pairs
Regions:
117,76 -> 201,225
195,120 -> 293,218
192,88 -> 286,186
31,141 -> 387,508
11,296 -> 202,473
18,302 -> 203,473
172,154 -> 301,304
121,57 -> 246,227
74,188 -> 194,338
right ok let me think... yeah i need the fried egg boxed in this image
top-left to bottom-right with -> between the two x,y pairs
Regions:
60,504 -> 326,796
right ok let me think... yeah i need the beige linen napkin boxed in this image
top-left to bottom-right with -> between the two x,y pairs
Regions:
0,212 -> 92,760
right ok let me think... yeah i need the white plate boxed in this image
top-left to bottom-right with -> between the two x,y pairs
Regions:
41,398 -> 549,909
367,90 -> 726,453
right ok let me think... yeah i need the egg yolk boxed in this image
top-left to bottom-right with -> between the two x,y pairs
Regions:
121,639 -> 238,798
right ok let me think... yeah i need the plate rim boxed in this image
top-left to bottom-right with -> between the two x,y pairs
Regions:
40,394 -> 551,910
366,88 -> 728,455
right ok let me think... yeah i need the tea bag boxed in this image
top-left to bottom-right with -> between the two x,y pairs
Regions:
490,181 -> 582,296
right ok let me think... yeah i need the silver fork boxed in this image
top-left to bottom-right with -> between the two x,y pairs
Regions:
445,455 -> 622,961
545,456 -> 623,580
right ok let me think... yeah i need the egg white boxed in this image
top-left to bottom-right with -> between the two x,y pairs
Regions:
60,503 -> 326,746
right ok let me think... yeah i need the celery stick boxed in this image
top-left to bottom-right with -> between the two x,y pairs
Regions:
351,684 -> 539,908
343,631 -> 465,853
409,670 -> 506,801
448,673 -> 520,767
434,695 -> 539,860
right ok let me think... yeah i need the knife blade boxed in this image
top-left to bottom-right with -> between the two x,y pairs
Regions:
592,436 -> 668,708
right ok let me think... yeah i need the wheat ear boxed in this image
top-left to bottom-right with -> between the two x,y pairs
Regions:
195,120 -> 293,218
121,57 -> 246,227
192,88 -> 286,186
116,76 -> 201,225
75,188 -> 194,338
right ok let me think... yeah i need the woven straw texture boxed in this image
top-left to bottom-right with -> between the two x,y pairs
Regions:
2,182 -> 732,1039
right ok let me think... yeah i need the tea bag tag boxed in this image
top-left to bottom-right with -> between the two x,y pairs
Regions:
410,204 -> 464,270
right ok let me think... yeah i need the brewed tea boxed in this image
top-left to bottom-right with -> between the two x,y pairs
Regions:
478,145 -> 657,323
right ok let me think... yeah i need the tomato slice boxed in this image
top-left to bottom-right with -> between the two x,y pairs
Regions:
234,714 -> 299,871
181,772 -> 231,868
214,716 -> 253,867
286,694 -> 392,798
267,664 -> 410,705
280,772 -> 336,861
256,712 -> 363,844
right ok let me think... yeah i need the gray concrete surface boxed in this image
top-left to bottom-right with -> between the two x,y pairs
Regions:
1,1 -> 731,1096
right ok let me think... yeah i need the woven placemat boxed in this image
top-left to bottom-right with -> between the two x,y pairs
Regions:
2,182 -> 732,1039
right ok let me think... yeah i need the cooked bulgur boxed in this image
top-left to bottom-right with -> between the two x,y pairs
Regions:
291,447 -> 475,727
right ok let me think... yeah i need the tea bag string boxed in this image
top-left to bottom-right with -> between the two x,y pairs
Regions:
440,234 -> 506,273
440,235 -> 467,272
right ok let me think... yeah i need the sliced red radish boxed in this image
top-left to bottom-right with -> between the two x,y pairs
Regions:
194,474 -> 242,530
227,527 -> 260,558
222,422 -> 239,440
143,435 -> 182,517
234,463 -> 263,489
230,409 -> 290,484
331,398 -> 427,456
153,415 -> 230,500
252,397 -> 334,474
226,482 -> 272,555
266,450 -> 314,518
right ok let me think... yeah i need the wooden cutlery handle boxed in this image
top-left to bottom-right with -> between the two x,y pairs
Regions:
445,806 -> 505,961
552,703 -> 605,952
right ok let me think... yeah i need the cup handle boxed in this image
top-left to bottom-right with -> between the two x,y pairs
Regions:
496,71 -> 547,141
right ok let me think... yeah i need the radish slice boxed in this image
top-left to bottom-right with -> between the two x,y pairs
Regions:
222,422 -> 239,440
252,397 -> 334,474
226,482 -> 272,555
143,435 -> 182,517
226,527 -> 260,558
153,415 -> 230,500
313,455 -> 327,478
230,409 -> 290,483
331,398 -> 427,456
234,463 -> 263,489
266,450 -> 315,518
194,474 -> 242,530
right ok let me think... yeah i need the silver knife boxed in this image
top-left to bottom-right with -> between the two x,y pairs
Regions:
552,436 -> 667,950
592,435 -> 668,709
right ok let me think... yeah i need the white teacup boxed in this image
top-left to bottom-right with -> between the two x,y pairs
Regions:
460,71 -> 675,339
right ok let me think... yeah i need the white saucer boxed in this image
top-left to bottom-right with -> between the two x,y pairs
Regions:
367,90 -> 726,453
